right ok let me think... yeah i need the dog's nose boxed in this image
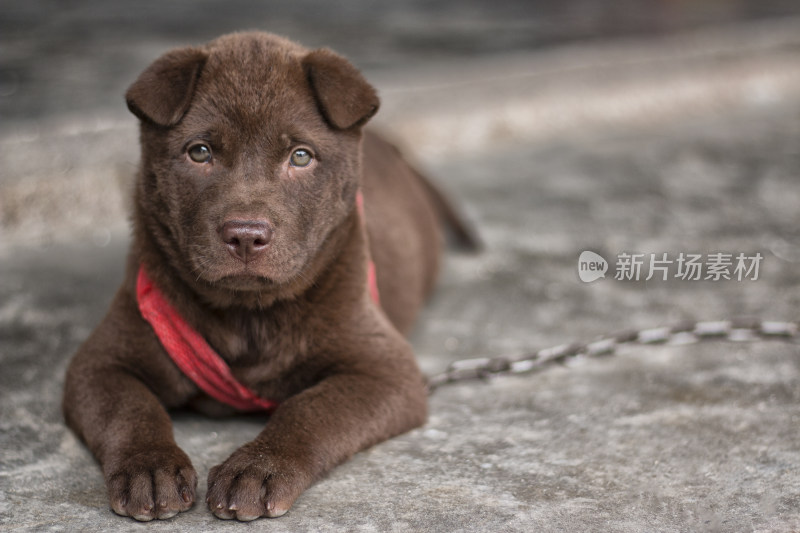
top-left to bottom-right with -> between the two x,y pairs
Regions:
220,220 -> 273,262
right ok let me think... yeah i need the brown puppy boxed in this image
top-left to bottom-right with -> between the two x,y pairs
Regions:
63,32 -> 464,521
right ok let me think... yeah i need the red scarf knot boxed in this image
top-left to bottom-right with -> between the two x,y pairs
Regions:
136,267 -> 277,412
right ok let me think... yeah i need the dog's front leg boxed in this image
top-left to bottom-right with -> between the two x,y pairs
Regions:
206,350 -> 427,521
63,293 -> 198,521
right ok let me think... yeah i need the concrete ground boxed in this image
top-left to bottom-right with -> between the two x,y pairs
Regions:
2,7 -> 800,533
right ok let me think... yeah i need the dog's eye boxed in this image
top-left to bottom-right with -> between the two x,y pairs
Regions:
290,149 -> 313,167
187,144 -> 212,163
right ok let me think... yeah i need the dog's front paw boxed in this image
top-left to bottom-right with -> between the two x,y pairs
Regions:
206,444 -> 309,521
104,445 -> 197,521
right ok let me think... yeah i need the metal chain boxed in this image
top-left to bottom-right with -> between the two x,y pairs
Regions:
426,319 -> 800,393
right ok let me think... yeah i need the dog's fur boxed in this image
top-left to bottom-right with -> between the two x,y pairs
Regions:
63,32 -> 470,521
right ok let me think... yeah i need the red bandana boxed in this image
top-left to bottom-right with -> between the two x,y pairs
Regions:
136,193 -> 379,412
136,267 -> 278,412
357,191 -> 381,305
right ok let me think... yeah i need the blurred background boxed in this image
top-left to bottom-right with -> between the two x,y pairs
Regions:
3,0 -> 800,125
2,0 -> 800,245
3,2 -> 800,531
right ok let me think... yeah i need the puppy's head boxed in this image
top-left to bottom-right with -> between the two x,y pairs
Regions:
127,33 -> 379,304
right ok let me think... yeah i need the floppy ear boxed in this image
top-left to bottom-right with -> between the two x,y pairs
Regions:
302,49 -> 380,130
125,47 -> 208,127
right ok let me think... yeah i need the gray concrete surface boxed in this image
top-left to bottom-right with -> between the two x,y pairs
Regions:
2,11 -> 800,533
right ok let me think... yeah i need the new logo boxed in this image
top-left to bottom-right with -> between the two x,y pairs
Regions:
578,251 -> 608,283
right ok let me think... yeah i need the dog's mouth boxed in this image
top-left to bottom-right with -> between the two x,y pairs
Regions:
206,260 -> 295,288
215,272 -> 277,291
189,247 -> 309,293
